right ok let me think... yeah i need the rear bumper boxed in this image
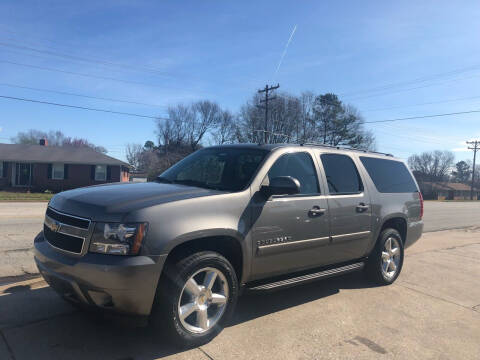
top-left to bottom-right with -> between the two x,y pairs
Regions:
405,220 -> 423,248
34,232 -> 167,317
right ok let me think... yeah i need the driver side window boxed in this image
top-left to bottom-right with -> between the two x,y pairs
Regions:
266,152 -> 320,195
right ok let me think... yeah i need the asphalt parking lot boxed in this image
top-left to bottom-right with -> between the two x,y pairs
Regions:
0,201 -> 479,359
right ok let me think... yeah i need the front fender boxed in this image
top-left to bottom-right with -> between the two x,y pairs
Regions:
126,190 -> 253,281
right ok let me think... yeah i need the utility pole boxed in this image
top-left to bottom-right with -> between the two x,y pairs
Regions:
467,140 -> 479,200
258,83 -> 280,143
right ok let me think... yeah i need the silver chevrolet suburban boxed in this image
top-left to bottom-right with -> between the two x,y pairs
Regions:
34,143 -> 423,346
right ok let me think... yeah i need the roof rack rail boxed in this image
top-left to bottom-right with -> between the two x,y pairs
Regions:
299,142 -> 394,157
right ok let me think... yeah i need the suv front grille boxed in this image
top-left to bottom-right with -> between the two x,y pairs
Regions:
44,224 -> 85,254
46,207 -> 90,229
44,207 -> 91,255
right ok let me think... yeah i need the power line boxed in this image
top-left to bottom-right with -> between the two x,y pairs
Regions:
363,109 -> 480,124
0,95 -> 167,120
2,92 -> 480,127
374,122 -> 453,144
373,127 -> 451,146
344,73 -> 480,102
0,41 -> 172,77
362,94 -> 480,113
339,64 -> 480,98
0,82 -> 167,108
0,60 -> 192,91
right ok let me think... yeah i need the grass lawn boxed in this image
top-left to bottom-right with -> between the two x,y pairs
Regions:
0,191 -> 54,202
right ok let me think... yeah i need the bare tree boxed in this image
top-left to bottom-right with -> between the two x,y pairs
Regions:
236,94 -> 264,143
157,101 -> 221,151
125,143 -> 144,170
268,94 -> 301,143
298,91 -> 315,143
235,91 -> 374,148
213,110 -> 236,145
11,129 -> 107,153
12,129 -> 66,146
190,101 -> 221,150
408,150 -> 455,182
157,105 -> 190,151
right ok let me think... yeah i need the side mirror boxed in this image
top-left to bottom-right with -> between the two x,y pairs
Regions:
261,176 -> 300,197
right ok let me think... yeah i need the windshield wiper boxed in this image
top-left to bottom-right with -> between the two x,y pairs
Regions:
172,179 -> 223,191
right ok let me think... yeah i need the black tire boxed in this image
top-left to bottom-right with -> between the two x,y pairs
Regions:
366,228 -> 404,285
151,251 -> 238,347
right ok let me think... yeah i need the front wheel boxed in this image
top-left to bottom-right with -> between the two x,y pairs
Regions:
152,251 -> 238,347
366,228 -> 404,285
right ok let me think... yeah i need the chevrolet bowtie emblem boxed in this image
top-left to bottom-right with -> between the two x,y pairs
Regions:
46,218 -> 61,232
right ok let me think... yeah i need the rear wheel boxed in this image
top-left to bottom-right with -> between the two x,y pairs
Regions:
366,228 -> 404,285
152,251 -> 238,347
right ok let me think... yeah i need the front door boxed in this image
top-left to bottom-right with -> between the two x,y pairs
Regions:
250,151 -> 331,280
15,163 -> 32,186
318,153 -> 372,263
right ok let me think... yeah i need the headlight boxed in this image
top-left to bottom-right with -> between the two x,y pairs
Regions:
89,222 -> 148,255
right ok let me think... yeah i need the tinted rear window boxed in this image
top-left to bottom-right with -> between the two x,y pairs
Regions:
360,157 -> 417,193
321,154 -> 363,194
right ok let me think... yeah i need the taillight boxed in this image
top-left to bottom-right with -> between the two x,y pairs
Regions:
418,191 -> 424,220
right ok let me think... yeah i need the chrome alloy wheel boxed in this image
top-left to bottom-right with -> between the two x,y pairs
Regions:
381,237 -> 401,279
178,267 -> 229,334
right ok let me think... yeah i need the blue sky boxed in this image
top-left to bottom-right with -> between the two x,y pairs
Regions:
0,0 -> 479,162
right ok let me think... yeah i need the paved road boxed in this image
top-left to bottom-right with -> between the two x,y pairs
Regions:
422,201 -> 480,232
0,228 -> 479,359
0,202 -> 47,277
0,201 -> 480,278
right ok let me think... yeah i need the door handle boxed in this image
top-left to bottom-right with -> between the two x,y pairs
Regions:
309,206 -> 326,216
356,203 -> 369,212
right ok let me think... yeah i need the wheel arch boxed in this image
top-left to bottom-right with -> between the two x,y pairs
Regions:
379,216 -> 407,244
366,214 -> 408,256
162,229 -> 247,284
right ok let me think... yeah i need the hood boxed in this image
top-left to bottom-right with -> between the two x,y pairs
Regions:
49,182 -> 222,221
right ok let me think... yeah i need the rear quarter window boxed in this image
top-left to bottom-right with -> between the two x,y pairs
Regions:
360,157 -> 418,193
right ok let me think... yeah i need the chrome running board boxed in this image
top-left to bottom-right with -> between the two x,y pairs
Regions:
247,262 -> 365,291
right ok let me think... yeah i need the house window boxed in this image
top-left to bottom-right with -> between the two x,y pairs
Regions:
52,163 -> 64,180
95,165 -> 107,181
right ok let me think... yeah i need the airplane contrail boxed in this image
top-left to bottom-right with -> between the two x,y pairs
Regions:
274,24 -> 297,80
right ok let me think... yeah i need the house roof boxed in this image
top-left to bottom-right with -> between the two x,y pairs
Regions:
0,143 -> 129,167
423,182 -> 477,192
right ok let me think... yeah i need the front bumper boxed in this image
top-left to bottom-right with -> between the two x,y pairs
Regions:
34,232 -> 167,317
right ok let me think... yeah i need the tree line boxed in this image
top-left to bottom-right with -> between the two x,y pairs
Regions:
127,91 -> 375,179
408,150 -> 479,196
11,129 -> 107,153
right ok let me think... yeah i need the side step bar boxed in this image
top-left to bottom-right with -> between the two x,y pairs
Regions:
247,262 -> 365,291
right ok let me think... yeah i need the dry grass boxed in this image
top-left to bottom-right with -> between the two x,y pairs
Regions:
0,191 -> 54,202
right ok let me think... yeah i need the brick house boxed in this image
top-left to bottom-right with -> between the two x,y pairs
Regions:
0,142 -> 130,192
419,181 -> 480,200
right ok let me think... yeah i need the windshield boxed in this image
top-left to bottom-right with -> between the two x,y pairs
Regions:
158,147 -> 268,192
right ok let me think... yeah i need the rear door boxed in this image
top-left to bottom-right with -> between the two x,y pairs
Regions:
318,153 -> 373,263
